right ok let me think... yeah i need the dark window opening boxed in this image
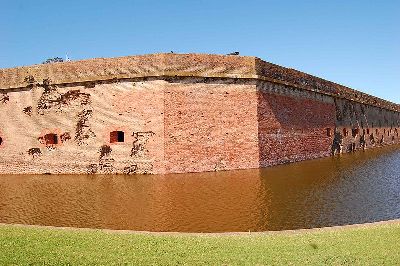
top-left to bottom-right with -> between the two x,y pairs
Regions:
0,137 -> 2,146
44,133 -> 58,145
110,131 -> 124,143
326,128 -> 332,137
352,128 -> 359,137
343,128 -> 348,137
366,128 -> 370,135
376,129 -> 379,135
117,131 -> 124,142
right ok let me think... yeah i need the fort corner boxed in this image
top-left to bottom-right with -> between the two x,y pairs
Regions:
0,53 -> 399,174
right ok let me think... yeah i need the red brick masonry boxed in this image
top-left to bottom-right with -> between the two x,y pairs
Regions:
0,53 -> 399,174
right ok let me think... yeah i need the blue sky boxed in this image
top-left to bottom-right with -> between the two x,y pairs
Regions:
1,0 -> 399,103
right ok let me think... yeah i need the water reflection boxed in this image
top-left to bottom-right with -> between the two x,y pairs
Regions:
0,145 -> 399,232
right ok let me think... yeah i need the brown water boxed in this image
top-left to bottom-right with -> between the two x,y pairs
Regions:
1,145 -> 400,232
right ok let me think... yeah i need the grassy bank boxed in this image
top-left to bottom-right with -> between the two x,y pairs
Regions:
0,222 -> 399,265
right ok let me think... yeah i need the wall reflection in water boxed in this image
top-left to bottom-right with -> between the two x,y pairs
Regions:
0,145 -> 399,232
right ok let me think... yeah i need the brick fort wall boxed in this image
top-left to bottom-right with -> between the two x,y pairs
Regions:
0,53 -> 399,174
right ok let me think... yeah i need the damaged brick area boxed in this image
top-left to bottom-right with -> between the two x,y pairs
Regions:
37,79 -> 91,114
0,92 -> 9,104
86,145 -> 115,174
87,133 -> 156,175
131,131 -> 155,158
27,148 -> 42,158
60,132 -> 71,143
23,106 -> 32,116
123,162 -> 153,175
75,109 -> 96,146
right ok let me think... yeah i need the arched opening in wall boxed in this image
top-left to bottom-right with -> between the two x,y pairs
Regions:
326,128 -> 332,137
367,128 -> 370,135
44,133 -> 58,145
110,131 -> 125,143
352,128 -> 359,137
0,137 -> 3,146
343,128 -> 348,137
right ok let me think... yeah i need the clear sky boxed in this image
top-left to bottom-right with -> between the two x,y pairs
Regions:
1,0 -> 399,103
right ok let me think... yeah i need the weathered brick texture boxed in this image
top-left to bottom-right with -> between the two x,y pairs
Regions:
0,54 -> 399,174
164,82 -> 259,173
257,83 -> 336,167
0,80 -> 164,174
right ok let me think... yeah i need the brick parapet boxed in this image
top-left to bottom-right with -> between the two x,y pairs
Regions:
1,53 -> 398,112
254,58 -> 399,112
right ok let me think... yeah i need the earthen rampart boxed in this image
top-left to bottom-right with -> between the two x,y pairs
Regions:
1,53 -> 399,112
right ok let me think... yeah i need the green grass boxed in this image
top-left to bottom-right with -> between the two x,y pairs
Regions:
0,222 -> 399,265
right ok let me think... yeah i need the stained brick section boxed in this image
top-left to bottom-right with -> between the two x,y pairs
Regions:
257,88 -> 336,167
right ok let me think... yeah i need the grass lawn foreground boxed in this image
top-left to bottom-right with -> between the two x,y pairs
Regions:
0,221 -> 399,265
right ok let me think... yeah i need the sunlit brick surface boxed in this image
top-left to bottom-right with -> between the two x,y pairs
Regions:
0,54 -> 399,174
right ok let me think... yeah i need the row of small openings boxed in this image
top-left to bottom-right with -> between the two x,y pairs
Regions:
338,128 -> 400,137
303,128 -> 396,138
309,128 -> 395,137
341,128 -> 360,137
379,128 -> 399,136
39,132 -> 126,145
4,127 -> 398,146
326,127 -> 382,137
41,132 -> 125,144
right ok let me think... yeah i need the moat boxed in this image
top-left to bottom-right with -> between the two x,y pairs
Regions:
1,145 -> 399,233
